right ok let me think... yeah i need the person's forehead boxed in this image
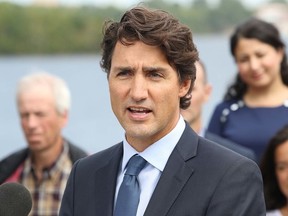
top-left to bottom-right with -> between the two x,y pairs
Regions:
195,62 -> 205,82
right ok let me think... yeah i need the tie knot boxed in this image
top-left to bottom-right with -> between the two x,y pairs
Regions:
125,155 -> 147,177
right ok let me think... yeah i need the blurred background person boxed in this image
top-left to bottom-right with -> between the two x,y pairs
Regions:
207,18 -> 288,163
181,60 -> 256,161
0,72 -> 87,216
181,60 -> 212,136
260,124 -> 288,216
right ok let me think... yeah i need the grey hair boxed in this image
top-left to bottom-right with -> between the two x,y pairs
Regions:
16,71 -> 71,115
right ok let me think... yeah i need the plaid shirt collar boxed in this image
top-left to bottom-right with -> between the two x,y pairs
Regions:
21,140 -> 72,216
21,140 -> 69,183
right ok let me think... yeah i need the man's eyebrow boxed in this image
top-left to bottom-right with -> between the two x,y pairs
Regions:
112,66 -> 136,71
111,66 -> 167,73
142,66 -> 166,72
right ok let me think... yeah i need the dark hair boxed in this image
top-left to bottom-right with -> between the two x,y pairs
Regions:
260,124 -> 288,210
100,6 -> 199,109
224,18 -> 288,100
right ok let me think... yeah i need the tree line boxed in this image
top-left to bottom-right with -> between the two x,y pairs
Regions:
0,0 -> 285,54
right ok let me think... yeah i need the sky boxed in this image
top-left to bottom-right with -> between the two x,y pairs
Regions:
0,0 -> 274,9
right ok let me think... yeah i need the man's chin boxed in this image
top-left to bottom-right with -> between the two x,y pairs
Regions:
28,141 -> 43,149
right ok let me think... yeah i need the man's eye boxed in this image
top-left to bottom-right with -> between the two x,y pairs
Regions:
36,112 -> 46,117
20,113 -> 29,119
148,72 -> 163,79
117,70 -> 131,77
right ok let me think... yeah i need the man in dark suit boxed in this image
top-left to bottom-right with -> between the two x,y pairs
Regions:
60,6 -> 265,216
181,60 -> 256,161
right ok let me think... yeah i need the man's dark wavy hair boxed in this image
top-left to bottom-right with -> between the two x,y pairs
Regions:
100,6 -> 199,109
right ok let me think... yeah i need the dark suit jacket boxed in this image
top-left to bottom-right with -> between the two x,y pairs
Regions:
204,131 -> 257,162
60,124 -> 265,216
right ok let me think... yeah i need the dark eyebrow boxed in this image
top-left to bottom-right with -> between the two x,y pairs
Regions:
112,66 -> 135,71
142,66 -> 166,72
111,66 -> 167,73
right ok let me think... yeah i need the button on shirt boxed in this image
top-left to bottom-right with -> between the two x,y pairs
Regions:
115,116 -> 186,216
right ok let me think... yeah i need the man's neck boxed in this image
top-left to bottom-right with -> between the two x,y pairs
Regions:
31,138 -> 64,173
191,119 -> 202,135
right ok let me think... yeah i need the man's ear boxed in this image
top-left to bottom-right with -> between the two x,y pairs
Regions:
60,110 -> 69,128
179,79 -> 192,97
204,84 -> 212,102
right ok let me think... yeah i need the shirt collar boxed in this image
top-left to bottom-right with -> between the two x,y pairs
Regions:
121,115 -> 186,172
49,141 -> 69,179
23,140 -> 69,181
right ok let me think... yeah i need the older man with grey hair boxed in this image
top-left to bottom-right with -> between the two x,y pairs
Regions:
0,72 -> 87,216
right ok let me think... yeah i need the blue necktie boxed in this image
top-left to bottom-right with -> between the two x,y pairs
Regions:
114,155 -> 147,216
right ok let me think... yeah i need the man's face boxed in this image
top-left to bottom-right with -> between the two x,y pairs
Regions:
181,62 -> 211,129
109,41 -> 190,151
18,86 -> 67,153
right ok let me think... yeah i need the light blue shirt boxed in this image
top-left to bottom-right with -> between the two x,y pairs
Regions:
115,116 -> 186,216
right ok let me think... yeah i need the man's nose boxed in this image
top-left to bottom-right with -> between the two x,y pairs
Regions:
129,75 -> 148,102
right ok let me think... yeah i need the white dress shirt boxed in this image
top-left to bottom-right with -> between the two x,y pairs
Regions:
115,116 -> 186,216
266,209 -> 282,216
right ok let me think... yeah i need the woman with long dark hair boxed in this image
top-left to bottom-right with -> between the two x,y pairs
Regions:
207,18 -> 288,163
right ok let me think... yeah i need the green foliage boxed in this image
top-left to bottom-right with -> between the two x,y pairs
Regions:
0,3 -> 122,54
208,0 -> 252,32
0,1 -> 254,54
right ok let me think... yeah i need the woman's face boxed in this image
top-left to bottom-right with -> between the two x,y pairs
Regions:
234,38 -> 283,90
275,141 -> 288,198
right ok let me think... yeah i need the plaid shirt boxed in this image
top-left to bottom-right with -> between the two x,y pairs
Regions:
20,143 -> 72,216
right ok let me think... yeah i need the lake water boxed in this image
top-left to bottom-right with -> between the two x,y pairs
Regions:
0,34 -> 240,159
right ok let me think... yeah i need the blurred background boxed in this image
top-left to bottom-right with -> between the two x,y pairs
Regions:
1,0 -> 288,159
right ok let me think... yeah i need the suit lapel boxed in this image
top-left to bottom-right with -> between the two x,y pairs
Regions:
93,144 -> 123,215
144,124 -> 198,216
